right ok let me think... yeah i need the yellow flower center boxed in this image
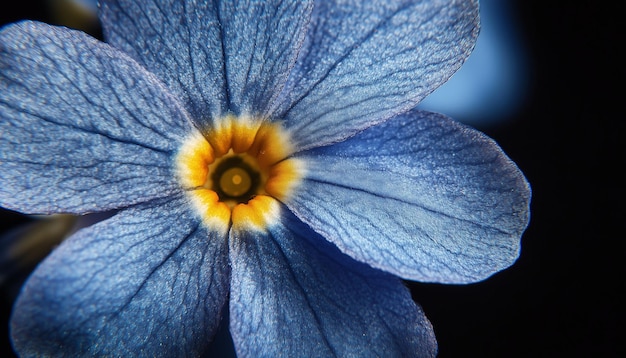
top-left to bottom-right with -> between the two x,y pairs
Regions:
176,116 -> 303,233
220,167 -> 250,196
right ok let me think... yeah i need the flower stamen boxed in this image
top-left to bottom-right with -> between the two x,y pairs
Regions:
176,115 -> 303,232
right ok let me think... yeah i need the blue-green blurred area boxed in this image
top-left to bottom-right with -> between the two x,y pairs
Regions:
0,1 -> 622,358
0,0 -> 101,38
418,0 -> 529,127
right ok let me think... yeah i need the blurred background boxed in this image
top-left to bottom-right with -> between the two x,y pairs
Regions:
0,0 -> 623,356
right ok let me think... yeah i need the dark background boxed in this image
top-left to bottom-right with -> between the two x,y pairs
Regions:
1,1 -> 623,357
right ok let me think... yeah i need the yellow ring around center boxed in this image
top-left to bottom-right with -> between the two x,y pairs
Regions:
176,116 -> 304,232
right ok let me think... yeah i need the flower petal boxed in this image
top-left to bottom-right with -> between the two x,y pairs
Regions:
273,0 -> 479,150
0,21 -> 192,214
10,195 -> 230,357
100,0 -> 313,121
229,208 -> 437,357
289,110 -> 531,283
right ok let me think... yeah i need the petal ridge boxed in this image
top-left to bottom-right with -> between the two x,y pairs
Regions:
273,0 -> 480,150
0,21 -> 193,214
288,110 -> 530,283
10,195 -> 230,357
229,207 -> 437,357
100,0 -> 313,122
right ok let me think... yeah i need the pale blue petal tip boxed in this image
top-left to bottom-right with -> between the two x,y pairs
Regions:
292,110 -> 530,284
276,0 -> 480,150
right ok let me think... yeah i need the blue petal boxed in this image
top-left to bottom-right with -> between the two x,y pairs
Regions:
0,21 -> 193,214
100,0 -> 313,121
229,208 -> 437,357
272,0 -> 479,150
10,195 -> 230,357
289,110 -> 531,283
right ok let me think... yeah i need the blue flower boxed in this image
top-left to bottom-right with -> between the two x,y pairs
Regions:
0,0 -> 530,357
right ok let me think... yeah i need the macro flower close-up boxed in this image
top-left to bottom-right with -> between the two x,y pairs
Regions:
0,0 -> 530,357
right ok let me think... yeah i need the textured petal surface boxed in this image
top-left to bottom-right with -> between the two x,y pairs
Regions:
0,21 -> 193,214
11,195 -> 230,357
289,110 -> 531,283
273,0 -> 479,150
229,208 -> 437,357
100,0 -> 312,122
